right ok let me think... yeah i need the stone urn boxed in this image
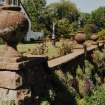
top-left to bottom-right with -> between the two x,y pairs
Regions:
0,6 -> 29,57
91,34 -> 98,41
75,31 -> 86,44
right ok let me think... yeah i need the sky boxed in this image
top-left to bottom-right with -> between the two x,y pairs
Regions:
47,0 -> 105,13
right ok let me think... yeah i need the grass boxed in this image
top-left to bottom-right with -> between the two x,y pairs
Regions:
0,40 -> 74,59
18,42 -> 61,59
0,42 -> 64,59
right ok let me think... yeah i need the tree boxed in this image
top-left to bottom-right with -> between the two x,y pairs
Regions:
90,7 -> 105,30
22,0 -> 46,31
98,29 -> 105,40
57,18 -> 71,36
47,0 -> 79,22
39,0 -> 79,35
84,24 -> 98,34
79,13 -> 91,27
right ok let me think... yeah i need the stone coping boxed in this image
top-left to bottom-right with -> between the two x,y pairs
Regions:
48,44 -> 103,68
0,55 -> 47,71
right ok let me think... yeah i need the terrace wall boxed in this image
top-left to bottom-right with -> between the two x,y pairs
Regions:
0,44 -> 104,105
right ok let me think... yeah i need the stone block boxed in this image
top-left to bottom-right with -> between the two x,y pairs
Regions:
0,71 -> 22,89
0,56 -> 27,63
0,88 -> 16,100
0,88 -> 32,105
0,61 -> 28,71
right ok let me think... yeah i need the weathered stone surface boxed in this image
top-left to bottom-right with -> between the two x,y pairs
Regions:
0,56 -> 28,63
0,56 -> 48,104
0,61 -> 28,71
0,6 -> 28,42
0,88 -> 32,105
75,31 -> 86,44
0,88 -> 16,100
0,71 -> 22,89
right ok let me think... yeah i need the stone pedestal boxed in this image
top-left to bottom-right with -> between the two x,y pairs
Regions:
0,5 -> 49,105
0,56 -> 48,105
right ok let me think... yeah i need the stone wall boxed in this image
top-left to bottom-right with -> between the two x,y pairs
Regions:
0,56 -> 49,105
0,44 -> 104,105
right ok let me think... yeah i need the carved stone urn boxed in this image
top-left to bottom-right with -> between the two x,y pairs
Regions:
0,6 -> 29,58
91,34 -> 98,41
75,31 -> 86,44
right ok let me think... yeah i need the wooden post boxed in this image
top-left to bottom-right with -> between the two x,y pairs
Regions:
83,44 -> 87,59
83,44 -> 87,73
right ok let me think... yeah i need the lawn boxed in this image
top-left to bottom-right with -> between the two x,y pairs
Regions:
0,40 -> 97,59
18,42 -> 60,59
0,42 -> 65,59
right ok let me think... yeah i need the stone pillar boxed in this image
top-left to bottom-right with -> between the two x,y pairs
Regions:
0,55 -> 48,105
0,56 -> 30,104
0,5 -> 49,105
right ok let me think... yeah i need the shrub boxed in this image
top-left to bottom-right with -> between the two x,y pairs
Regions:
77,98 -> 86,105
86,87 -> 105,105
92,50 -> 105,67
27,43 -> 48,55
0,38 -> 4,44
40,101 -> 50,105
57,18 -> 72,36
83,24 -> 98,39
58,42 -> 73,56
98,29 -> 105,40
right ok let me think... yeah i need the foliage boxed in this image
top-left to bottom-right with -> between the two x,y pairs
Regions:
39,0 -> 79,35
40,101 -> 50,105
78,7 -> 105,32
56,18 -> 72,36
45,0 -> 79,20
84,60 -> 94,78
79,13 -> 91,27
84,24 -> 98,39
22,0 -> 46,31
27,43 -> 48,55
86,87 -> 105,105
54,0 -> 79,21
92,50 -> 105,84
92,50 -> 105,67
98,29 -> 105,40
77,98 -> 86,105
0,38 -> 4,44
53,70 -> 77,105
90,7 -> 105,30
58,42 -> 73,56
